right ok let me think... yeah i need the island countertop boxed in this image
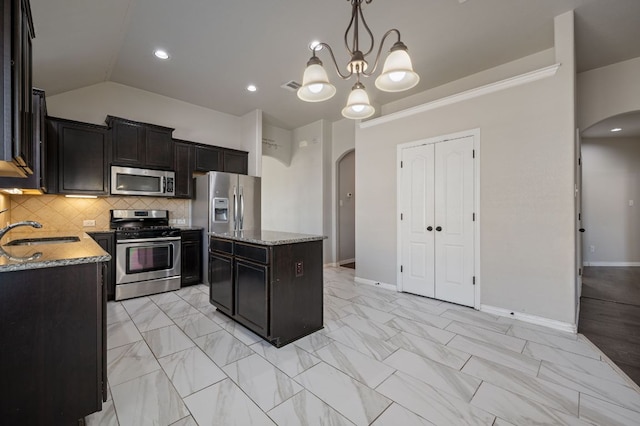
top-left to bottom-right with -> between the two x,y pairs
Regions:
0,230 -> 111,272
208,230 -> 326,246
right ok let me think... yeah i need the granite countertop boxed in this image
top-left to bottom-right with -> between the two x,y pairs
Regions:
209,229 -> 326,246
176,226 -> 204,231
0,230 -> 111,272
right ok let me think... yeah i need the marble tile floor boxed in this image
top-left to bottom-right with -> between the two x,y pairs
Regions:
87,266 -> 640,426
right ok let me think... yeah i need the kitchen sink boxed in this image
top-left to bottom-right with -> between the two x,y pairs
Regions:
4,236 -> 81,246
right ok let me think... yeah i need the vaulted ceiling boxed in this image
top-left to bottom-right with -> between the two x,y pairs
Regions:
30,0 -> 640,129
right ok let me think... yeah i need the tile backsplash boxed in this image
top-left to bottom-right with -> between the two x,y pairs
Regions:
9,194 -> 189,232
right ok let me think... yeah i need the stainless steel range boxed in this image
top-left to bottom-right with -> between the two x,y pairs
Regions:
111,209 -> 181,301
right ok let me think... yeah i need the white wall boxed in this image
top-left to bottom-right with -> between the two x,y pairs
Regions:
46,82 -> 245,150
261,120 -> 331,259
262,124 -> 292,166
354,12 -> 577,324
578,57 -> 640,131
582,137 -> 640,264
241,109 -> 262,177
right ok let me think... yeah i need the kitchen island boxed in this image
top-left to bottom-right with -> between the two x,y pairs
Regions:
208,230 -> 325,347
0,230 -> 109,424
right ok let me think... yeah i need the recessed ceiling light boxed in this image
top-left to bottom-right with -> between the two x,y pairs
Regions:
309,40 -> 323,52
247,84 -> 257,92
154,49 -> 169,60
611,128 -> 622,132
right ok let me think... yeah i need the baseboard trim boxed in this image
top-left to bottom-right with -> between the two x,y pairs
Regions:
583,261 -> 640,267
324,262 -> 339,267
480,304 -> 577,333
354,276 -> 397,292
338,258 -> 356,265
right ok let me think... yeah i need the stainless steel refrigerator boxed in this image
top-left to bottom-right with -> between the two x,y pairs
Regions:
192,171 -> 261,282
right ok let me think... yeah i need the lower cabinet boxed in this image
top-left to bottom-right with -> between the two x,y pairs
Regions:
0,262 -> 106,424
235,258 -> 268,335
89,231 -> 116,300
208,237 -> 323,347
180,229 -> 202,286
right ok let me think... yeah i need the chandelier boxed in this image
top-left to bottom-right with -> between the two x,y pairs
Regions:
297,0 -> 420,120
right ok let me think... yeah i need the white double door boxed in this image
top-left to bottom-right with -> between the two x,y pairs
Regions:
400,136 -> 476,307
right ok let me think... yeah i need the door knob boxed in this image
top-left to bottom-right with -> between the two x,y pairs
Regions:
427,226 -> 433,231
579,228 -> 585,232
436,226 -> 442,232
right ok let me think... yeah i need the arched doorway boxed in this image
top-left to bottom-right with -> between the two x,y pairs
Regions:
337,150 -> 355,268
579,110 -> 640,386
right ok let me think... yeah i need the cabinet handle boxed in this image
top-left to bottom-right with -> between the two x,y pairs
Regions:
427,226 -> 433,231
436,226 -> 442,232
579,228 -> 585,233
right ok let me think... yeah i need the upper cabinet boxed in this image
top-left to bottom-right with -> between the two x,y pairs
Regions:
0,88 -> 47,192
173,139 -> 249,199
46,117 -> 111,196
194,145 -> 222,173
107,116 -> 174,170
0,0 -> 35,178
223,149 -> 248,175
174,140 -> 194,199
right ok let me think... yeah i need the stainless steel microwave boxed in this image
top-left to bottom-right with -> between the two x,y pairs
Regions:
111,166 -> 175,197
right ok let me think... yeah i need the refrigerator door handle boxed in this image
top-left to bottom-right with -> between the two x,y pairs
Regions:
233,186 -> 238,232
239,186 -> 244,230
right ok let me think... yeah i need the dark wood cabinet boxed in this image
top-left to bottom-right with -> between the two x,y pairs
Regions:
235,258 -> 269,335
195,145 -> 222,172
209,251 -> 234,316
174,140 -> 194,199
46,117 -> 111,195
181,229 -> 202,286
107,116 -> 174,170
223,149 -> 248,175
0,88 -> 47,191
89,232 -> 116,301
0,262 -> 105,424
0,0 -> 35,177
208,237 -> 323,347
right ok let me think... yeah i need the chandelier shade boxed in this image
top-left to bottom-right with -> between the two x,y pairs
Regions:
297,59 -> 337,102
297,0 -> 420,120
375,44 -> 420,92
342,83 -> 375,119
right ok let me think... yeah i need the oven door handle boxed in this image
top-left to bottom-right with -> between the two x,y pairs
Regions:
116,236 -> 181,244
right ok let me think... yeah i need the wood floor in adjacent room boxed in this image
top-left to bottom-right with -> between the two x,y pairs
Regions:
579,266 -> 640,385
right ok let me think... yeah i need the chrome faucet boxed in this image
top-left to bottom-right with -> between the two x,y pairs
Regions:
0,209 -> 43,241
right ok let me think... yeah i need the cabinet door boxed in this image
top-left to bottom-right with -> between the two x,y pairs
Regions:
0,88 -> 45,190
181,231 -> 202,286
174,141 -> 194,198
209,252 -> 234,316
145,127 -> 173,169
56,120 -> 110,195
195,145 -> 222,172
89,232 -> 116,301
13,0 -> 34,172
235,258 -> 268,335
223,150 -> 248,175
111,119 -> 144,166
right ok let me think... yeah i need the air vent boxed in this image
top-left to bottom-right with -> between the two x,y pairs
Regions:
281,80 -> 302,92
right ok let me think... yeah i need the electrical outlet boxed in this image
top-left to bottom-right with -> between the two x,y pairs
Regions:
295,261 -> 303,277
590,245 -> 595,253
630,200 -> 634,206
177,218 -> 186,225
82,219 -> 96,227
